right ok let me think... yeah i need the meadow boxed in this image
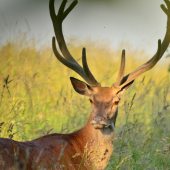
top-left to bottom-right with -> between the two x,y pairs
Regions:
0,35 -> 170,169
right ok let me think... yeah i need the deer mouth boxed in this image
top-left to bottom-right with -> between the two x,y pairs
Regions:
90,120 -> 107,129
90,119 -> 115,132
92,123 -> 105,129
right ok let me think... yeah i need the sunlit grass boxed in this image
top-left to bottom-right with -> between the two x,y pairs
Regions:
0,35 -> 170,169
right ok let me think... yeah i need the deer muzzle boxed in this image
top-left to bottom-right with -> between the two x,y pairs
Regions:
90,116 -> 107,129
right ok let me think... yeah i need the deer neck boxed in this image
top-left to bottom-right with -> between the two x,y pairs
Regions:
74,110 -> 117,169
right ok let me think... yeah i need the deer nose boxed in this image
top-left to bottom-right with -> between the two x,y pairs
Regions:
90,116 -> 107,129
93,116 -> 106,122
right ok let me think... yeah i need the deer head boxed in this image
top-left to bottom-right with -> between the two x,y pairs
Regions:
49,0 -> 170,132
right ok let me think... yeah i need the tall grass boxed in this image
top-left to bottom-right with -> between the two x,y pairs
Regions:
0,35 -> 169,169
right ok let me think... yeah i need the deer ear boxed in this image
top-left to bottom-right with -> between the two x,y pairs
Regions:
70,77 -> 93,96
117,80 -> 134,98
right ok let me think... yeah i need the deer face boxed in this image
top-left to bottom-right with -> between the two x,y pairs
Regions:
89,87 -> 120,130
70,77 -> 132,131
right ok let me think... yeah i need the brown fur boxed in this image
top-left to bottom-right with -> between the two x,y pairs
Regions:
0,114 -> 116,170
0,86 -> 119,170
1,0 -> 170,169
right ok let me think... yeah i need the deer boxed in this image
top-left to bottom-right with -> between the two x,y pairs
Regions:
0,0 -> 170,169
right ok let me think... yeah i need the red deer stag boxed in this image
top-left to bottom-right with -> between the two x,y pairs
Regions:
0,0 -> 170,169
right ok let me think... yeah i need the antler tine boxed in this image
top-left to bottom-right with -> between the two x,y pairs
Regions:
120,40 -> 161,88
52,37 -> 81,71
82,48 -> 100,86
50,0 -> 100,87
113,50 -> 125,87
49,0 -> 77,62
52,37 -> 99,86
160,0 -> 170,55
119,0 -> 170,89
63,0 -> 78,21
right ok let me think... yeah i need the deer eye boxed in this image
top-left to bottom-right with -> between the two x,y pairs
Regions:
89,99 -> 93,104
114,101 -> 119,105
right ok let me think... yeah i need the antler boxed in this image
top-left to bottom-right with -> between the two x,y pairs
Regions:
49,0 -> 100,87
115,0 -> 170,89
113,50 -> 125,87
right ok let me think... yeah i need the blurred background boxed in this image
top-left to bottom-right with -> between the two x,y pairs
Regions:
0,0 -> 166,55
0,1 -> 170,169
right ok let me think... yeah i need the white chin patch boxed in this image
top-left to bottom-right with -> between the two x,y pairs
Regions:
93,124 -> 104,129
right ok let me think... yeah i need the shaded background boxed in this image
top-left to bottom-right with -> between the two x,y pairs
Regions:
0,2 -> 170,169
0,0 -> 166,55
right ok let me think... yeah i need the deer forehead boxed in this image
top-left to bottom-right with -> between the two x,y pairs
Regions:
91,87 -> 119,102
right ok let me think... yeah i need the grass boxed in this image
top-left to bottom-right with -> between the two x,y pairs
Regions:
0,35 -> 170,169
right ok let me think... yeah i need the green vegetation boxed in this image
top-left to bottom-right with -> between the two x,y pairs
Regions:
0,35 -> 170,169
